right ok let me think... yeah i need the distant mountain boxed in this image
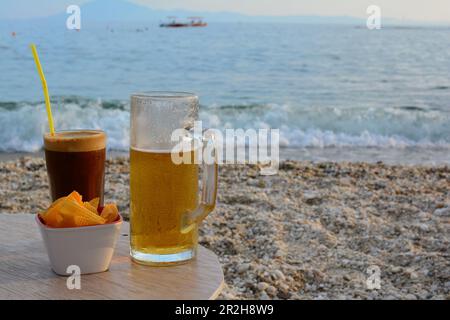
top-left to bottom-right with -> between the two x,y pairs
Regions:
64,0 -> 366,24
77,0 -> 160,21
34,0 -> 160,25
1,0 -> 429,26
0,0 -> 368,25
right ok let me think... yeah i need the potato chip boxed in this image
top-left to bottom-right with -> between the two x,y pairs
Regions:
40,192 -> 118,228
100,204 -> 119,223
67,191 -> 83,205
59,199 -> 106,225
40,197 -> 66,227
73,215 -> 103,227
88,197 -> 100,210
83,201 -> 98,214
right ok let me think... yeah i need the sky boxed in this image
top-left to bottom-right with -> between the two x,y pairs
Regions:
0,0 -> 449,23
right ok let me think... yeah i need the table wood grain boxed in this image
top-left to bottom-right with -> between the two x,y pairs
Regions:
0,214 -> 224,300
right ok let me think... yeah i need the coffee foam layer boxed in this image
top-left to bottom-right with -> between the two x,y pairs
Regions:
44,130 -> 106,152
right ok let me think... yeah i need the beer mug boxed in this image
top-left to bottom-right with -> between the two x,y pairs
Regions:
129,92 -> 218,265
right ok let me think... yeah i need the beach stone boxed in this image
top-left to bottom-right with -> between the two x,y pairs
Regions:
272,270 -> 285,281
391,266 -> 402,273
278,283 -> 290,292
445,281 -> 450,290
303,191 -> 322,205
259,292 -> 270,300
266,285 -> 277,296
237,263 -> 250,274
257,282 -> 269,292
433,207 -> 450,217
419,224 -> 429,232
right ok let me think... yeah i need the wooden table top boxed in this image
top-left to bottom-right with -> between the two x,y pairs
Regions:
0,214 -> 224,300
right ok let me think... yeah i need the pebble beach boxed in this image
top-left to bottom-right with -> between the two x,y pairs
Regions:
0,156 -> 449,300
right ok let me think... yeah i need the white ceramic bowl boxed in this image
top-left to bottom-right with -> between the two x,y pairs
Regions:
36,214 -> 123,276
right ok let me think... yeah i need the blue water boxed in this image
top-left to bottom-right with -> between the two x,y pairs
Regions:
0,22 -> 450,156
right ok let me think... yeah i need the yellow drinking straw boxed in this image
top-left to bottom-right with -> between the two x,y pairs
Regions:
30,43 -> 55,135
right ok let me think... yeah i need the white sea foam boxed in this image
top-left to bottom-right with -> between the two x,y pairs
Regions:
0,101 -> 129,152
0,100 -> 449,152
201,103 -> 450,149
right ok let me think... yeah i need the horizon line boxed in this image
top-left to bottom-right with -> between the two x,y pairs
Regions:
0,0 -> 450,26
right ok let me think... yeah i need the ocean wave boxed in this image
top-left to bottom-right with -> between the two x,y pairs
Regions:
0,98 -> 449,152
277,128 -> 449,148
0,100 -> 129,152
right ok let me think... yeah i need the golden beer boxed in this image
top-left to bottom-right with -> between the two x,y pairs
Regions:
130,147 -> 199,263
129,92 -> 217,265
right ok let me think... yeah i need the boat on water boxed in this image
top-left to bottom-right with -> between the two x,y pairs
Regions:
188,17 -> 208,27
160,17 -> 207,28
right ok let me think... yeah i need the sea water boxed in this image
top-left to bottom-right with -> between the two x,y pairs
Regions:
0,22 -> 449,163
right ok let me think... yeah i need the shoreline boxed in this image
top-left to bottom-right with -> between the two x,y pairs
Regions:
1,146 -> 449,165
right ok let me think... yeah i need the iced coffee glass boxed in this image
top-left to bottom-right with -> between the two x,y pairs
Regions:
44,130 -> 106,205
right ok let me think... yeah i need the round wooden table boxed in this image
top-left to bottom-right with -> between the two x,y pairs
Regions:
0,214 -> 224,300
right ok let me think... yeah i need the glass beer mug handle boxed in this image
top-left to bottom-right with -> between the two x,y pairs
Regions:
181,132 -> 218,233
